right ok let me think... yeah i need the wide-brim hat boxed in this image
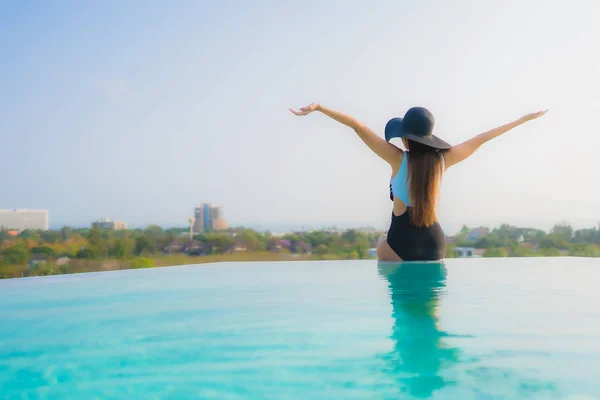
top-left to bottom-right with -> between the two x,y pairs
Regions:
385,106 -> 451,150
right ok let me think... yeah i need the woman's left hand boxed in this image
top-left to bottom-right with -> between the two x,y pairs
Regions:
289,103 -> 320,116
519,109 -> 548,122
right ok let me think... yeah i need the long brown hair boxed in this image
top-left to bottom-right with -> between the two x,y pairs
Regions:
406,140 -> 445,227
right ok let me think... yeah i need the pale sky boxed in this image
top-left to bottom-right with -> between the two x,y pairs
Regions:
1,1 -> 599,234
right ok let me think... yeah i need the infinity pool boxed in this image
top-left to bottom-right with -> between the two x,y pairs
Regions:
1,258 -> 600,399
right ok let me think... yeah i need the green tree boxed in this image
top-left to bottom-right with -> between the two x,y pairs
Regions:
165,227 -> 187,236
313,244 -> 329,256
76,248 -> 97,259
134,236 -> 154,256
40,231 -> 61,243
212,234 -> 234,253
551,223 -> 573,240
474,236 -> 501,248
572,228 -> 598,244
1,243 -> 29,264
144,225 -> 164,236
194,233 -> 208,243
347,250 -> 359,260
568,244 -> 599,257
112,239 -> 125,259
540,235 -> 569,250
539,236 -> 555,248
0,228 -> 10,241
452,225 -> 471,246
111,239 -> 134,259
445,244 -> 457,258
31,246 -> 55,257
540,223 -> 572,250
342,229 -> 359,245
305,231 -> 334,249
520,228 -> 546,246
508,244 -> 534,257
483,247 -> 507,258
61,227 -> 73,241
353,236 -> 370,260
235,230 -> 261,251
18,229 -> 39,240
88,224 -> 104,247
152,234 -> 177,252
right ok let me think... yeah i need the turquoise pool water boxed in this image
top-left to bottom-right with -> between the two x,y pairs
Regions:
1,258 -> 600,399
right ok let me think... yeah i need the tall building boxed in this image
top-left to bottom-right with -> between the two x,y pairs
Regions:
193,203 -> 227,232
113,221 -> 127,231
95,217 -> 127,231
193,206 -> 205,233
203,204 -> 211,231
210,206 -> 221,222
0,209 -> 49,231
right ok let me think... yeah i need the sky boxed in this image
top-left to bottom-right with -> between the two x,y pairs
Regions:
1,0 -> 600,234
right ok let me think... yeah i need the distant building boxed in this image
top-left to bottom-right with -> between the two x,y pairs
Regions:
115,221 -> 127,230
467,227 -> 489,241
56,257 -> 71,266
193,207 -> 204,233
193,203 -> 228,232
210,206 -> 221,223
0,209 -> 49,231
203,205 -> 210,231
356,226 -> 378,233
453,247 -> 485,258
96,218 -> 127,231
270,232 -> 287,237
164,240 -> 185,254
213,217 -> 228,231
184,240 -> 203,256
28,254 -> 48,268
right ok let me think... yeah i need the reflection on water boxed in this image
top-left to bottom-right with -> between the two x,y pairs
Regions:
378,261 -> 460,398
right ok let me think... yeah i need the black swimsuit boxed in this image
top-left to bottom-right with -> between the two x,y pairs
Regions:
386,208 -> 447,261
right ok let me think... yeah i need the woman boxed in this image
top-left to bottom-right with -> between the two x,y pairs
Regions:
290,103 -> 547,261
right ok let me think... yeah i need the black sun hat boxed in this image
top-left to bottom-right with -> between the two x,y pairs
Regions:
385,107 -> 451,150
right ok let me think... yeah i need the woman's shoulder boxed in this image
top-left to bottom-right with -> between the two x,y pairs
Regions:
389,147 -> 404,173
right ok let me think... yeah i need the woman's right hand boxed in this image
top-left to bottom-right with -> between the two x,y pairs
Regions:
289,103 -> 320,116
519,109 -> 548,122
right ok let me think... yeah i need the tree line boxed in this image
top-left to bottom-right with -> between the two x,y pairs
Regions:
2,220 -> 599,279
447,223 -> 600,258
0,224 -> 380,279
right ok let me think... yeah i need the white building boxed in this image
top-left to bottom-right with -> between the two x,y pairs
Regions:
453,247 -> 484,258
0,209 -> 49,231
95,217 -> 127,231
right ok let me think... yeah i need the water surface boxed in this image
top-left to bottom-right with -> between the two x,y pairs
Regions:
1,258 -> 599,399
